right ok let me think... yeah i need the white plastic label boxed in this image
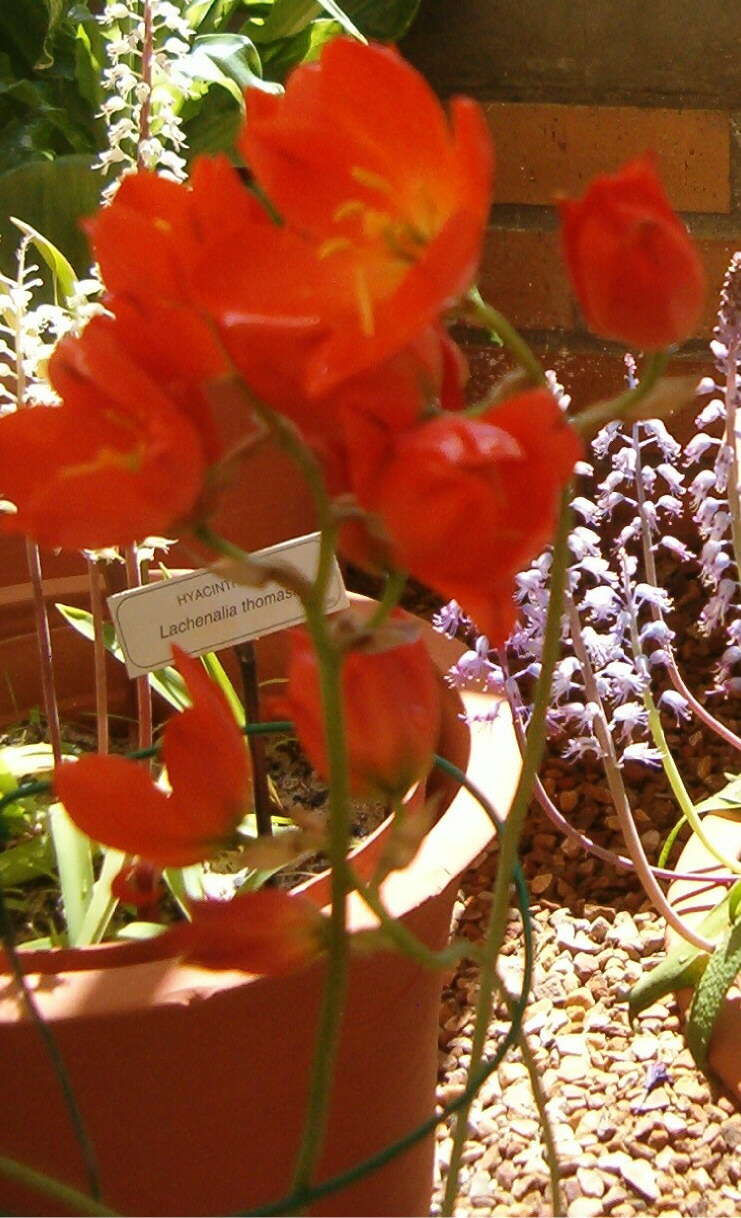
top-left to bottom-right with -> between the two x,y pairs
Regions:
107,533 -> 347,678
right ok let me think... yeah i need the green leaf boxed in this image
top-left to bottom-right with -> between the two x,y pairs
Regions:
694,774 -> 741,817
0,0 -> 50,72
686,918 -> 741,1068
179,33 -> 281,107
628,883 -> 741,1020
0,155 -> 100,289
251,0 -> 323,41
0,834 -> 55,886
56,603 -> 189,712
338,0 -> 420,40
11,216 -> 78,302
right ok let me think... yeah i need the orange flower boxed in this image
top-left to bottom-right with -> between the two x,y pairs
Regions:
368,390 -> 583,643
55,647 -> 251,867
239,38 -> 493,395
0,316 -> 211,550
286,604 -> 441,797
163,889 -> 328,975
559,153 -> 705,350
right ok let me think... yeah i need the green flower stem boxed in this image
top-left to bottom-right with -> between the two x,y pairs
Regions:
461,291 -> 547,386
442,487 -> 573,1215
617,553 -> 741,881
574,350 -> 669,436
567,592 -> 714,953
645,696 -> 741,876
516,1028 -> 562,1216
288,603 -> 351,1210
0,1157 -> 115,1218
365,568 -> 408,630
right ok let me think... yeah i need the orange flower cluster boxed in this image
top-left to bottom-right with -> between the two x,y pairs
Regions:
0,39 -> 704,973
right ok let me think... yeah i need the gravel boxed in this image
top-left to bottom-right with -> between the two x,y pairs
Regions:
432,800 -> 741,1218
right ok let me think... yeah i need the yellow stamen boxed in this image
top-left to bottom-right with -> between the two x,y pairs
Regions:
153,218 -> 172,234
351,167 -> 394,196
333,199 -> 366,223
354,267 -> 375,337
317,236 -> 354,260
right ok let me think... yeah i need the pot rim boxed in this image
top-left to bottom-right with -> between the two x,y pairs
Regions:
0,603 -> 519,1023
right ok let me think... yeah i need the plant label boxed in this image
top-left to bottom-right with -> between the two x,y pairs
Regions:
107,533 -> 348,678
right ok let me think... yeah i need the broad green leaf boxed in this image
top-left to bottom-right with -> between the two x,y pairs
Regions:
0,834 -> 55,886
694,774 -> 741,817
686,918 -> 741,1068
314,0 -> 365,40
0,0 -> 50,72
251,0 -> 323,41
339,0 -> 421,40
628,882 -> 741,1019
0,155 -> 100,288
187,0 -> 246,33
260,18 -> 341,78
178,33 -> 281,107
11,216 -> 78,302
48,799 -> 94,945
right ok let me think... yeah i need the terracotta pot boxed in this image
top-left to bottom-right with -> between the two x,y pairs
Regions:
0,437 -> 316,728
0,598 -> 520,1216
665,813 -> 741,1104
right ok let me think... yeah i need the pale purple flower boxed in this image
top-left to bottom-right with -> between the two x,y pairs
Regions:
621,742 -> 663,768
658,690 -> 691,722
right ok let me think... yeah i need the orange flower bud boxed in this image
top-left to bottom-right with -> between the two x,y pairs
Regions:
286,605 -> 441,797
368,390 -> 582,644
559,153 -> 705,350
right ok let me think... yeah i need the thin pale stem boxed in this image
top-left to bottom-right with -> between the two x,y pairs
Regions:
631,424 -> 741,750
365,568 -> 408,631
443,487 -> 573,1213
516,1030 -> 562,1216
617,552 -> 741,879
506,680 -> 739,885
575,350 -> 669,436
461,291 -> 547,386
567,593 -> 713,951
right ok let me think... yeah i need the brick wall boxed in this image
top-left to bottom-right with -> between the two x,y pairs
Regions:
402,1 -> 741,409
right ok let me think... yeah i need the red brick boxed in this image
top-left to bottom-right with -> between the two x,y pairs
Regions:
484,103 -> 730,213
478,227 -> 575,331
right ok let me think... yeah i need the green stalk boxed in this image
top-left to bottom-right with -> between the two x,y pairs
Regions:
516,1030 -> 562,1215
574,350 -> 669,436
365,568 -> 408,631
288,606 -> 351,1210
461,291 -> 547,386
442,487 -> 572,1214
48,803 -> 94,945
0,1157 -> 115,1217
645,695 -> 741,876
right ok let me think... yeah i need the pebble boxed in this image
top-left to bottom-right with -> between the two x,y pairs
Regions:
432,795 -> 741,1217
